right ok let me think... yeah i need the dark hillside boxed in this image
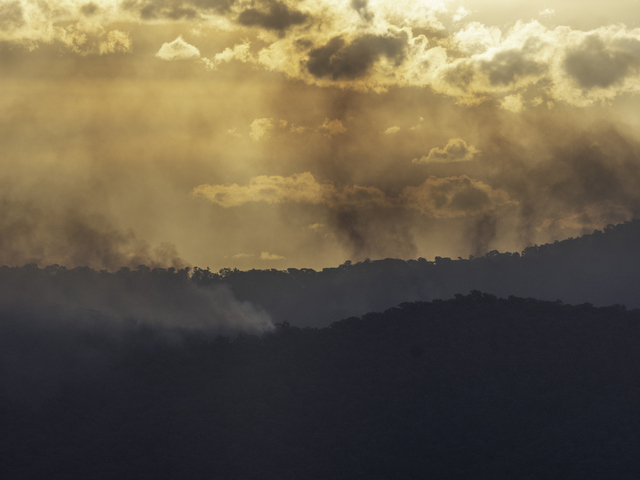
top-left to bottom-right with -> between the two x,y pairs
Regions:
2,220 -> 640,328
2,293 -> 640,479
195,220 -> 640,326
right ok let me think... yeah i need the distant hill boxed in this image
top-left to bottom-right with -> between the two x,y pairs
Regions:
194,219 -> 640,326
2,293 -> 639,479
1,220 -> 639,328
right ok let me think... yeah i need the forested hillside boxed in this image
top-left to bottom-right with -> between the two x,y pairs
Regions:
2,293 -> 640,479
2,220 -> 640,329
198,219 -> 640,326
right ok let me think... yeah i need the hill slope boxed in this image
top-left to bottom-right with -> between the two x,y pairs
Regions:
197,220 -> 640,326
2,293 -> 639,479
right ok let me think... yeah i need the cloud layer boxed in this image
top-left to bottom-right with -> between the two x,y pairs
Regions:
193,172 -> 515,218
3,1 -> 640,269
413,138 -> 480,164
2,1 -> 640,107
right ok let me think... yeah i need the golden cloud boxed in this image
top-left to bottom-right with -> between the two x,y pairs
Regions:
413,138 -> 480,164
260,251 -> 285,260
156,36 -> 201,61
4,1 -> 640,107
192,172 -> 329,207
249,118 -> 275,140
320,118 -> 347,137
401,175 -> 516,218
193,172 -> 516,218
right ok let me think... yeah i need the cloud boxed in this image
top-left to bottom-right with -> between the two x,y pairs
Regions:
413,138 -> 480,164
250,118 -> 275,140
0,0 -> 638,109
564,34 -> 640,90
306,32 -> 408,81
212,39 -> 254,65
232,253 -> 254,258
500,93 -> 524,112
155,37 -> 254,70
193,172 -> 515,218
192,172 -> 329,207
320,118 -> 347,137
122,0 -> 237,20
351,0 -> 374,22
6,1 -> 636,107
453,6 -> 471,22
80,2 -> 100,16
237,0 -> 308,32
383,126 -> 400,135
98,30 -> 132,55
0,1 -> 131,55
401,176 -> 516,218
156,36 -> 201,61
305,223 -> 325,231
539,8 -> 555,17
0,1 -> 25,31
260,251 -> 285,260
480,48 -> 545,87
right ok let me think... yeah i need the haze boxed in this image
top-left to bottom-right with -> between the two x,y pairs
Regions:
2,0 -> 640,271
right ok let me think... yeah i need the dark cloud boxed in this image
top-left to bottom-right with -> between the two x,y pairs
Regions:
307,32 -> 408,80
351,0 -> 374,22
0,1 -> 24,31
80,2 -> 100,16
238,0 -> 308,32
121,0 -> 236,20
564,35 -> 640,89
448,183 -> 492,212
480,48 -> 544,86
444,61 -> 476,89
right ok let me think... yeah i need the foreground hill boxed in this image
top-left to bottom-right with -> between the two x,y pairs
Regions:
2,293 -> 640,479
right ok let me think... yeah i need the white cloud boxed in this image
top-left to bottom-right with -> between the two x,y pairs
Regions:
453,6 -> 471,22
249,118 -> 275,141
213,40 -> 253,64
260,252 -> 285,260
155,36 -> 201,61
413,138 -> 480,164
383,126 -> 401,135
98,30 -> 132,55
320,118 -> 347,137
500,94 -> 524,113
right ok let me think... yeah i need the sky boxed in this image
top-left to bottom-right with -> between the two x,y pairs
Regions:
2,0 -> 640,271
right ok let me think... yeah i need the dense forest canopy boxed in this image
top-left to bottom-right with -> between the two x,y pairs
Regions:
2,293 -> 639,479
2,221 -> 640,478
